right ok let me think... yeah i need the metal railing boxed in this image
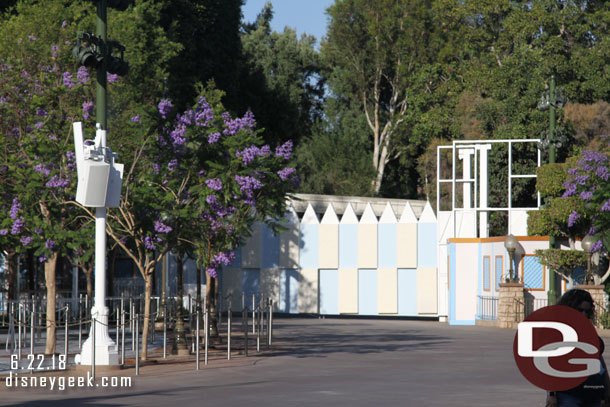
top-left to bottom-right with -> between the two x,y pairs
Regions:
477,296 -> 498,320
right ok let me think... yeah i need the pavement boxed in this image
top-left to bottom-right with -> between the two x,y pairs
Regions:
0,317 -> 564,406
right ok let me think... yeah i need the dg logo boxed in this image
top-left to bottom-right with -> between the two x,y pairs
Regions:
513,305 -> 601,391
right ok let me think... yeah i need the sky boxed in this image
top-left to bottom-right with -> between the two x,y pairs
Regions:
241,0 -> 334,45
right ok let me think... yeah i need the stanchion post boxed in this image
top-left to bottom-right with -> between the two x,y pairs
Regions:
204,309 -> 209,366
227,300 -> 231,361
163,305 -> 167,359
121,310 -> 125,365
65,305 -> 69,359
268,298 -> 273,347
135,314 -> 139,376
244,307 -> 248,357
196,310 -> 200,371
131,306 -> 135,351
92,318 -> 96,380
30,309 -> 34,355
252,294 -> 256,334
18,304 -> 22,360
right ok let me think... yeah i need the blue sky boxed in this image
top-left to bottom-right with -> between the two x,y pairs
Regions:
242,0 -> 334,45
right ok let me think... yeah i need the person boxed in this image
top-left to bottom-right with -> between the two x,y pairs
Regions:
546,289 -> 610,407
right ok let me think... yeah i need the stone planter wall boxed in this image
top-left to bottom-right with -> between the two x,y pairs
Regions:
497,283 -> 525,329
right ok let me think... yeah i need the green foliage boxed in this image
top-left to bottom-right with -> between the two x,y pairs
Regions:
535,248 -> 586,277
536,163 -> 568,199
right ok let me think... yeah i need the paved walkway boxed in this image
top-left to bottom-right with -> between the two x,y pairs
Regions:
0,318 -> 558,406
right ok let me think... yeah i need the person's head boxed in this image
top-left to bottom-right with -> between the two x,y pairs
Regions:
557,289 -> 595,320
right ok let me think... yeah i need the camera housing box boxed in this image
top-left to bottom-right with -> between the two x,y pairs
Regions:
73,122 -> 123,208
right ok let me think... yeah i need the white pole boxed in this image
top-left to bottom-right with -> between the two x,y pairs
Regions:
478,144 -> 492,238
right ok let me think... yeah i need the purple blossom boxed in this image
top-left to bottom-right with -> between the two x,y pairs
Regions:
595,166 -> 609,181
562,182 -> 577,198
34,227 -> 42,235
11,216 -> 24,234
601,199 -> 610,212
158,99 -> 173,119
61,21 -> 68,28
567,167 -> 578,175
582,150 -> 608,164
0,229 -> 8,236
36,109 -> 48,117
222,110 -> 256,135
45,175 -> 69,188
198,170 -> 206,177
195,97 -> 214,127
213,251 -> 235,266
208,132 -> 221,144
51,45 -> 59,58
82,101 -> 94,120
170,124 -> 187,145
580,191 -> 593,201
206,266 -> 218,278
39,256 -> 47,263
66,151 -> 76,170
33,164 -> 48,178
35,121 -> 44,129
205,178 -> 223,191
77,66 -> 89,84
10,197 -> 20,220
167,159 -> 178,172
143,236 -> 159,251
48,134 -> 57,141
28,35 -> 37,42
278,167 -> 296,181
154,221 -> 172,234
107,73 -> 119,83
568,211 -> 581,227
152,163 -> 160,174
206,194 -> 217,205
592,240 -> 604,253
275,140 -> 293,159
235,175 -> 263,193
45,239 -> 55,249
20,236 -> 32,246
62,72 -> 74,88
131,115 -> 141,123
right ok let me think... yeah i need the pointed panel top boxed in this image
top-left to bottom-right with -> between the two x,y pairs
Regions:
320,203 -> 340,224
359,203 -> 378,224
418,201 -> 437,223
399,201 -> 418,223
284,204 -> 299,224
340,203 -> 358,224
379,202 -> 398,224
301,203 -> 319,224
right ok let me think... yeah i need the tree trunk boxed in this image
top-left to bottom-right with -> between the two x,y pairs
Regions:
6,251 -> 16,300
206,272 -> 219,340
172,255 -> 187,353
45,252 -> 58,355
141,275 -> 152,360
85,265 -> 93,300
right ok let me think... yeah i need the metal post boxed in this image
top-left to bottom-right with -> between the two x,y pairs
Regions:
269,299 -> 273,346
30,309 -> 34,355
135,314 -> 139,376
163,305 -> 167,359
131,304 -> 135,351
18,304 -> 21,360
244,307 -> 248,357
121,310 -> 125,365
204,309 -> 208,366
196,310 -> 200,371
92,318 -> 96,380
227,301 -> 231,361
65,305 -> 69,359
252,294 -> 256,334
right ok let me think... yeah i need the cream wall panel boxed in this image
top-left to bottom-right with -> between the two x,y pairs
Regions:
378,268 -> 398,314
261,269 -> 281,311
417,267 -> 438,315
242,223 -> 262,268
358,224 -> 378,268
455,244 -> 478,321
319,224 -> 339,268
279,225 -> 299,269
397,223 -> 417,268
338,268 -> 358,314
298,268 -> 319,313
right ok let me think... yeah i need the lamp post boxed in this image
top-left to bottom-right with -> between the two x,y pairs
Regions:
504,234 -> 518,283
582,234 -> 594,285
538,75 -> 566,305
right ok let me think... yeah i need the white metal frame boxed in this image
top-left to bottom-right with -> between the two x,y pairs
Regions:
436,139 -> 542,238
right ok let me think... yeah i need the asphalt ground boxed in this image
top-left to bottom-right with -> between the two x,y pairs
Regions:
0,317 -> 558,406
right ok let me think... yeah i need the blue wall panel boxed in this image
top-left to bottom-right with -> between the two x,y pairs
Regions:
300,224 -> 319,269
339,224 -> 358,268
495,256 -> 503,291
417,223 -> 437,268
358,269 -> 378,315
261,224 -> 280,268
378,224 -> 397,268
242,269 -> 260,300
230,246 -> 242,268
398,268 -> 417,316
523,256 -> 544,290
279,269 -> 299,313
319,269 -> 339,314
